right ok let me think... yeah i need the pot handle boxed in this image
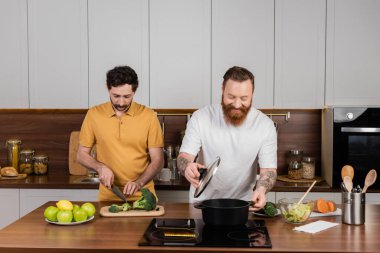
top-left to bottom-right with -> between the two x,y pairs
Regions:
193,201 -> 205,209
247,201 -> 256,207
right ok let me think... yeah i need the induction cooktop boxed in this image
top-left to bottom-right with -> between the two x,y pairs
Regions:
138,218 -> 272,248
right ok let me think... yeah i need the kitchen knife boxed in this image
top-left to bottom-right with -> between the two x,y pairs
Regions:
111,184 -> 127,203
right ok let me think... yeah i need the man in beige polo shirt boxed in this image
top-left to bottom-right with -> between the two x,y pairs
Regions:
77,66 -> 164,202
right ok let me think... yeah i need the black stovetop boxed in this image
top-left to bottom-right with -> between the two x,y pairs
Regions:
138,218 -> 272,248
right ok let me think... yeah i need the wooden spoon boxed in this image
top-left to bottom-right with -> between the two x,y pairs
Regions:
343,176 -> 353,192
341,165 -> 354,180
362,169 -> 377,193
297,180 -> 317,205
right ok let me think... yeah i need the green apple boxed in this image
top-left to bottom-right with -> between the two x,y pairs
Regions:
57,210 -> 73,223
44,206 -> 59,222
73,204 -> 80,212
81,203 -> 96,217
73,208 -> 88,222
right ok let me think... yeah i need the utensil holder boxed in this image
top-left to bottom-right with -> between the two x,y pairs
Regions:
342,192 -> 365,225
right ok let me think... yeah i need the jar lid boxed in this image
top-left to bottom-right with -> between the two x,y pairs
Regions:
303,157 -> 315,162
289,162 -> 303,169
6,139 -> 22,145
20,149 -> 35,154
34,155 -> 48,160
289,150 -> 303,155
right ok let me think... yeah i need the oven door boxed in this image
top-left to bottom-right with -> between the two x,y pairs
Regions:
333,126 -> 380,189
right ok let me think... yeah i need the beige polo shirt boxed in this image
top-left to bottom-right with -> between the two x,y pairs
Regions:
79,101 -> 163,202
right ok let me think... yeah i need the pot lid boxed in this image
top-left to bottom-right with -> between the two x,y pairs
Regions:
194,156 -> 220,198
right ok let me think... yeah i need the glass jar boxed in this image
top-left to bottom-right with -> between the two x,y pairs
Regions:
19,149 -> 35,174
6,139 -> 22,172
288,162 -> 303,180
302,157 -> 315,179
288,150 -> 303,165
34,155 -> 48,175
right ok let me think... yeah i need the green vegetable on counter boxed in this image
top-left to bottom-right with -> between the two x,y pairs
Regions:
132,188 -> 157,211
263,202 -> 278,216
108,202 -> 132,213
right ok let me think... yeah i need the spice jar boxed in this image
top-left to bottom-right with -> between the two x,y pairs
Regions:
19,149 -> 35,174
288,162 -> 303,180
34,155 -> 48,175
302,157 -> 315,179
6,139 -> 22,172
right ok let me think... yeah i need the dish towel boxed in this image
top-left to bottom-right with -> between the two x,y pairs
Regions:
293,220 -> 339,234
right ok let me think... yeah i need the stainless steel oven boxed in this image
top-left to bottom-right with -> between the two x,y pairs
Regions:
322,107 -> 380,189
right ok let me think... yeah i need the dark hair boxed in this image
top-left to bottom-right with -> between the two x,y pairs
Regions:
222,66 -> 255,92
106,66 -> 139,92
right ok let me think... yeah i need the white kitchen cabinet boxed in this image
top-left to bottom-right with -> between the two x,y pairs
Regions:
156,190 -> 275,203
212,0 -> 274,108
0,0 -> 29,108
275,192 -> 341,204
19,189 -> 98,217
150,0 -> 211,108
0,189 -> 20,229
28,0 -> 88,108
326,0 -> 380,106
88,0 -> 149,107
274,0 -> 326,108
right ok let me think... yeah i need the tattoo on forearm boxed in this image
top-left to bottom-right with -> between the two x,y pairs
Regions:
257,171 -> 277,192
177,157 -> 190,174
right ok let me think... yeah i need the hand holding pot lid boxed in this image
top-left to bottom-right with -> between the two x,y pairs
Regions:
194,157 -> 220,198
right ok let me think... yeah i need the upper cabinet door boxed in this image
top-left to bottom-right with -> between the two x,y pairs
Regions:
150,0 -> 211,109
0,0 -> 28,108
326,0 -> 380,106
212,0 -> 274,109
28,0 -> 88,108
274,0 -> 326,109
88,0 -> 149,107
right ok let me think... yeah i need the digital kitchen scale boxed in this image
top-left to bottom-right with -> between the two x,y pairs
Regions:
138,218 -> 272,248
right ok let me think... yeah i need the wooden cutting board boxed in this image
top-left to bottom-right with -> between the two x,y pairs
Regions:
100,205 -> 165,217
68,131 -> 88,175
0,174 -> 27,180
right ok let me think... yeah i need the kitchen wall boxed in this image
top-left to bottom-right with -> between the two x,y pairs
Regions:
1,0 -> 380,109
0,109 -> 320,177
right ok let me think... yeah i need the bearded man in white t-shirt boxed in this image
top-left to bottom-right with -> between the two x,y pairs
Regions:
177,66 -> 277,211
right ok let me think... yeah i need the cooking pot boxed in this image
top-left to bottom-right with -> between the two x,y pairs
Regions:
194,198 -> 251,226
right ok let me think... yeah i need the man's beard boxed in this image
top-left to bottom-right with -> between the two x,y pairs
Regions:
111,100 -> 131,113
221,100 -> 251,126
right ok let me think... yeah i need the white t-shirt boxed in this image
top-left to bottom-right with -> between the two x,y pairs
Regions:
180,104 -> 277,203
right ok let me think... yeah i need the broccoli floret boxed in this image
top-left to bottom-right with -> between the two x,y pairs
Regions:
108,204 -> 122,213
122,202 -> 132,211
264,202 -> 277,216
132,188 -> 157,211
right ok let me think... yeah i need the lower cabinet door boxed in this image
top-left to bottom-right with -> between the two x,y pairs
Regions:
0,189 -> 20,229
19,189 -> 98,217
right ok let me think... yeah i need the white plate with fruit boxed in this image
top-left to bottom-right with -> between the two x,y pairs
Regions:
44,200 -> 96,225
45,215 -> 94,226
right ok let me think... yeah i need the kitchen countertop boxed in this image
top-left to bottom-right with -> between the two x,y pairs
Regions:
0,201 -> 379,253
1,171 -> 376,192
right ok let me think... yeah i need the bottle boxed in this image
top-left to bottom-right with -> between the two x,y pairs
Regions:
166,145 -> 174,171
302,157 -> 315,179
33,155 -> 48,175
6,139 -> 22,172
19,149 -> 35,175
171,158 -> 180,181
